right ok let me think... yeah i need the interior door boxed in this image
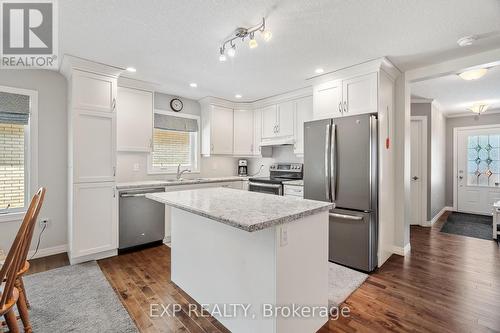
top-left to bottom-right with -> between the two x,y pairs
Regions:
457,128 -> 500,215
410,119 -> 424,225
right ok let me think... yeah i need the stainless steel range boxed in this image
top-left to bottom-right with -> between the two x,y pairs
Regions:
249,163 -> 303,195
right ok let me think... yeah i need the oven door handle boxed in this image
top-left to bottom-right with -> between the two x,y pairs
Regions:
248,182 -> 282,189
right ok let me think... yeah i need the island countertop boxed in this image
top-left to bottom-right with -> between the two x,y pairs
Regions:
146,188 -> 333,232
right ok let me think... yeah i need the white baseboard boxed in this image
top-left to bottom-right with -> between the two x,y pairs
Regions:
393,243 -> 411,256
423,206 -> 453,227
69,249 -> 117,265
28,244 -> 67,260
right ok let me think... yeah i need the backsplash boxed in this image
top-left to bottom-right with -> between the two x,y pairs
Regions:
116,152 -> 239,182
247,146 -> 304,177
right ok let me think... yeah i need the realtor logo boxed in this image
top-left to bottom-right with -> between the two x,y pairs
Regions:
1,0 -> 58,68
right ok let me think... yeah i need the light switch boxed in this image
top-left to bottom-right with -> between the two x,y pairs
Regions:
133,163 -> 140,171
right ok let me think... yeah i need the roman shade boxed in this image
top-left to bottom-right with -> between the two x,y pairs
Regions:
154,113 -> 198,132
0,92 -> 30,125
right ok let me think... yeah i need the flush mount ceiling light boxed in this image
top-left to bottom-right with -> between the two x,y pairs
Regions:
189,83 -> 198,88
218,18 -> 272,62
126,67 -> 137,73
468,103 -> 489,115
458,68 -> 488,80
315,68 -> 324,74
235,94 -> 242,99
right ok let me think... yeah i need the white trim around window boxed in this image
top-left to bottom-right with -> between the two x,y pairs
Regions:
147,110 -> 201,175
0,85 -> 38,223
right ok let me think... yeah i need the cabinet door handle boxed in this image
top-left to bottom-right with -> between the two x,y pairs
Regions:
112,98 -> 116,111
113,166 -> 116,177
344,101 -> 348,113
277,124 -> 280,133
211,144 -> 214,152
338,102 -> 343,114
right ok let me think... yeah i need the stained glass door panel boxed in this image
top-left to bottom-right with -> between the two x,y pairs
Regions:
467,135 -> 500,187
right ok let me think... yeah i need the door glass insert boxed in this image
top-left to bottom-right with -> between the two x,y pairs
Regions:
467,135 -> 500,186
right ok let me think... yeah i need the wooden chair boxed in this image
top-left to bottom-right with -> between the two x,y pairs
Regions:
0,188 -> 46,333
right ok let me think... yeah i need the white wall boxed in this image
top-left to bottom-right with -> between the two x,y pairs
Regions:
0,69 -> 67,254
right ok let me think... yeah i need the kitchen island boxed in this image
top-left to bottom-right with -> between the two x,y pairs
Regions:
147,188 -> 333,333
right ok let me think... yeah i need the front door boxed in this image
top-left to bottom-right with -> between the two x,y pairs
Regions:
457,127 -> 500,215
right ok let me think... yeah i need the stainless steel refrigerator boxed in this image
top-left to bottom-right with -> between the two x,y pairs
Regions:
304,114 -> 378,272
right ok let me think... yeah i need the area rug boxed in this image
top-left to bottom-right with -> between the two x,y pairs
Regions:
328,262 -> 368,307
440,212 -> 493,240
15,261 -> 138,333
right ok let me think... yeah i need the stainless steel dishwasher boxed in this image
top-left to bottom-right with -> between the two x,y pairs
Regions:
119,187 -> 165,250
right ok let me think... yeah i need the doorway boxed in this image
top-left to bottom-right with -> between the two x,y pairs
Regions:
410,116 -> 427,225
455,125 -> 500,215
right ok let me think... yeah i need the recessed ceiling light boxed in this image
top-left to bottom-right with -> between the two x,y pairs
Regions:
126,67 -> 137,73
315,68 -> 324,74
457,35 -> 477,47
189,83 -> 198,88
458,68 -> 488,80
235,94 -> 242,99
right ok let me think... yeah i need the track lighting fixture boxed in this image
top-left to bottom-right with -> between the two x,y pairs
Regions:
218,18 -> 272,61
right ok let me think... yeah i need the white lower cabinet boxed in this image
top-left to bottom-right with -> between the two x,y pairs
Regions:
70,182 -> 117,262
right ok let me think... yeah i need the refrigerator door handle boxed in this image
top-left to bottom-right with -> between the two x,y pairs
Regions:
330,124 -> 336,202
329,213 -> 364,221
325,123 -> 331,201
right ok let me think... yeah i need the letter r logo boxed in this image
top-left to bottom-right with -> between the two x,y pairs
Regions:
2,2 -> 53,54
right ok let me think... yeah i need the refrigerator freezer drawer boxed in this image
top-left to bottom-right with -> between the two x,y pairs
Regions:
329,208 -> 377,272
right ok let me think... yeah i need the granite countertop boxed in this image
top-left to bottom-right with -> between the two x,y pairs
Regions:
116,176 -> 248,190
146,188 -> 333,232
282,180 -> 304,187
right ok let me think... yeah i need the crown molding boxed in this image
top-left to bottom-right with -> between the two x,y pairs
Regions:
60,54 -> 125,79
444,108 -> 500,118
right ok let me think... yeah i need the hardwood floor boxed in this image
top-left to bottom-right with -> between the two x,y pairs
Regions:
27,211 -> 500,332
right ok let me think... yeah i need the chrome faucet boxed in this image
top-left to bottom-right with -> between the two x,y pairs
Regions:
176,164 -> 191,180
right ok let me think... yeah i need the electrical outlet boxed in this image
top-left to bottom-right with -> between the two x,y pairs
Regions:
280,226 -> 288,247
39,218 -> 49,228
133,163 -> 140,172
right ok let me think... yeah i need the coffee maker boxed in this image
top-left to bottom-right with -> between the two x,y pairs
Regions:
238,159 -> 248,176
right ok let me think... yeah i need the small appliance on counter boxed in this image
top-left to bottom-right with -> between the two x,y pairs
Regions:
249,163 -> 303,195
238,159 -> 248,176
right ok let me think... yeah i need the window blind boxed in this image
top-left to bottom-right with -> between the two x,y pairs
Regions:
0,92 -> 30,125
154,113 -> 198,132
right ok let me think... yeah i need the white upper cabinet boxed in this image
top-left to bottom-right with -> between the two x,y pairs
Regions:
233,109 -> 254,156
294,96 -> 313,155
73,71 -> 117,113
313,72 -> 378,119
261,105 -> 278,139
342,72 -> 378,116
253,108 -> 263,156
201,105 -> 234,155
116,87 -> 153,152
313,80 -> 342,120
276,101 -> 294,137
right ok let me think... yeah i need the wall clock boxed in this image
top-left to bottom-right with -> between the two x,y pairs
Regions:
170,98 -> 183,112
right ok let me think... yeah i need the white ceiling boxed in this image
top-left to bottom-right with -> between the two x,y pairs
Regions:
411,65 -> 500,115
59,0 -> 500,102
